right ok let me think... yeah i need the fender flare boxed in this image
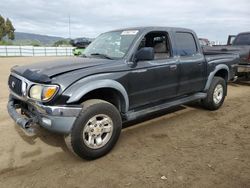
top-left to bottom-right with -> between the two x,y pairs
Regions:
66,79 -> 129,112
204,64 -> 229,91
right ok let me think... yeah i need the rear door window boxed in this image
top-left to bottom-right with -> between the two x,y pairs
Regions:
175,32 -> 197,56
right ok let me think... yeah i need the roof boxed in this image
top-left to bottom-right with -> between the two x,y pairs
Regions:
109,26 -> 194,33
237,32 -> 250,35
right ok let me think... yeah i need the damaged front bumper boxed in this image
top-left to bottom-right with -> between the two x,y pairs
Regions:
7,95 -> 82,135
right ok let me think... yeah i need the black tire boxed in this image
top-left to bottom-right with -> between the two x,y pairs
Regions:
65,99 -> 122,160
202,76 -> 227,110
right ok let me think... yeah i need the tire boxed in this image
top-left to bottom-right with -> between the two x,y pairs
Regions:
202,76 -> 227,110
65,99 -> 122,160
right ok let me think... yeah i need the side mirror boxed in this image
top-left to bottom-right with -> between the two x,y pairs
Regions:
135,47 -> 154,62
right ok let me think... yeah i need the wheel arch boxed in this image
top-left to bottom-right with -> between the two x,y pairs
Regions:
66,79 -> 129,113
214,69 -> 229,81
204,64 -> 229,91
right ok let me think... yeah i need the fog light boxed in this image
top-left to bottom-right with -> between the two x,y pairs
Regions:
42,117 -> 52,127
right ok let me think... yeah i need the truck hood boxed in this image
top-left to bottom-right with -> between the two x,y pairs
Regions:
11,57 -> 119,83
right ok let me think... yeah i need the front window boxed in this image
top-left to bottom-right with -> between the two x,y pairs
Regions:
84,30 -> 139,59
137,31 -> 172,60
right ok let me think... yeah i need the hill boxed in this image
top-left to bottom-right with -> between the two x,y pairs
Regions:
12,32 -> 65,46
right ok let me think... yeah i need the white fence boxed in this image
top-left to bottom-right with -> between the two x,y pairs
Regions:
0,46 -> 75,56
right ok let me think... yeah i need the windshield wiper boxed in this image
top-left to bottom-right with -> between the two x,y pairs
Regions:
90,53 -> 113,60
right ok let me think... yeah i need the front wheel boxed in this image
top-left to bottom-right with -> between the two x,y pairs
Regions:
65,99 -> 122,160
202,77 -> 227,110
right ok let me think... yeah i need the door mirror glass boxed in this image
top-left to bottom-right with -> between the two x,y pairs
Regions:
135,47 -> 154,62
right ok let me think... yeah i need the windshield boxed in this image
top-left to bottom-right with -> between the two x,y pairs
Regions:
84,30 -> 138,59
233,33 -> 250,45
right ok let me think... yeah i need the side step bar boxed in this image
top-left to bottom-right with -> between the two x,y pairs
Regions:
125,92 -> 207,121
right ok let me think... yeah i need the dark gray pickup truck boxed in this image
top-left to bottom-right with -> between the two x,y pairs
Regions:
7,27 -> 239,160
204,32 -> 250,78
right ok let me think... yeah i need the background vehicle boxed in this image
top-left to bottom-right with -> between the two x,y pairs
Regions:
199,38 -> 211,46
227,35 -> 236,45
70,38 -> 92,56
204,32 -> 250,78
7,27 -> 239,160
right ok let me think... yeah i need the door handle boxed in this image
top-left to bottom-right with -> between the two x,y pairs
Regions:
197,62 -> 203,66
170,64 -> 177,70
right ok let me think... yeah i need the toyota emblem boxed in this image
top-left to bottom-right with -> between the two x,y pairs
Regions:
11,81 -> 15,88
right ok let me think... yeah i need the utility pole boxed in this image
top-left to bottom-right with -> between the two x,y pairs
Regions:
68,14 -> 71,39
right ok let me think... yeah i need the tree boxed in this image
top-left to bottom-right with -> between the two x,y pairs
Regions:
53,39 -> 71,47
5,18 -> 15,40
0,15 -> 6,41
0,15 -> 15,41
30,40 -> 41,46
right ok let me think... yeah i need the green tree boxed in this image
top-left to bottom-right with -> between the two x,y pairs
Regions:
0,15 -> 6,41
5,18 -> 15,40
30,40 -> 41,46
53,39 -> 70,47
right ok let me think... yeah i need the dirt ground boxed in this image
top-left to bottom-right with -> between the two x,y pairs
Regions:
0,57 -> 249,188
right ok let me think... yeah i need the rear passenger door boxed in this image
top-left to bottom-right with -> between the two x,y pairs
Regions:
175,32 -> 206,95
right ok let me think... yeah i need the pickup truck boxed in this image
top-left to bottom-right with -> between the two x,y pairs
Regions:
204,32 -> 250,78
7,27 -> 239,160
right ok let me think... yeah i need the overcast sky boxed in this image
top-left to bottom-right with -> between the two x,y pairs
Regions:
0,0 -> 249,42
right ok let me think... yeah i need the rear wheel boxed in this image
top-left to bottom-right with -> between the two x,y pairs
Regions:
202,77 -> 227,110
65,99 -> 122,160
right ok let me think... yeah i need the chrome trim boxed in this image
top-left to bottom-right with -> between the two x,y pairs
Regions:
9,72 -> 59,102
22,81 -> 27,96
31,101 -> 82,117
10,90 -> 28,101
9,94 -> 82,117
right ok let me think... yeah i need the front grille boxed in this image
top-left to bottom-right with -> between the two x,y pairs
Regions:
8,75 -> 22,96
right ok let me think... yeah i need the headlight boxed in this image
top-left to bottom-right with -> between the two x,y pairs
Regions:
29,85 -> 43,100
29,84 -> 59,101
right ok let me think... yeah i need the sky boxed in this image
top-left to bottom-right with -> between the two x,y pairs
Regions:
0,0 -> 249,43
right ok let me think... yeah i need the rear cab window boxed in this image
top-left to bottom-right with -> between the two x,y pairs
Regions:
233,33 -> 250,45
175,32 -> 198,56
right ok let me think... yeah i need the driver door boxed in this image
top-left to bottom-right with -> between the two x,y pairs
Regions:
127,31 -> 179,109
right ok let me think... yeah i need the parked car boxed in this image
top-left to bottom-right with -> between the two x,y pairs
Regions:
204,32 -> 250,78
70,38 -> 92,56
7,27 -> 239,160
72,48 -> 85,56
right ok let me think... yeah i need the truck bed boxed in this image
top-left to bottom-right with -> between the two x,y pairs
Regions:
204,51 -> 239,64
203,45 -> 250,65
